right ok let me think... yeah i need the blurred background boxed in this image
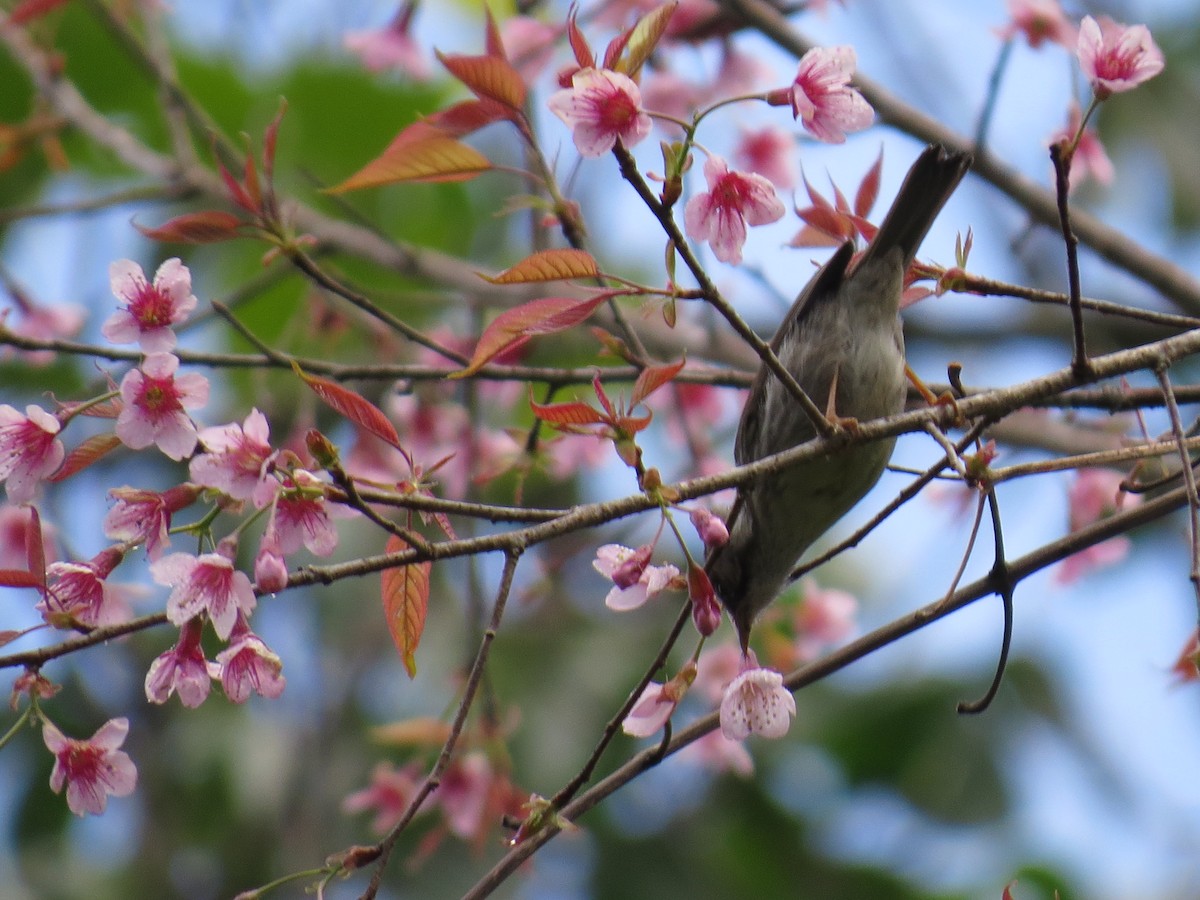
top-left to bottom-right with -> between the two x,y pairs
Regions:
1,1 -> 1199,898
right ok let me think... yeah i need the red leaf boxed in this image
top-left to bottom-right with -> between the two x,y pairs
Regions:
263,97 -> 288,183
567,10 -> 595,69
329,132 -> 491,192
292,363 -> 401,449
631,358 -> 685,407
426,98 -> 513,138
855,149 -> 884,218
452,293 -> 610,379
382,534 -> 431,679
483,7 -> 506,59
24,506 -> 45,590
480,248 -> 600,284
529,396 -> 607,428
216,153 -> 257,214
436,52 -> 527,112
47,433 -> 122,483
134,210 -> 243,244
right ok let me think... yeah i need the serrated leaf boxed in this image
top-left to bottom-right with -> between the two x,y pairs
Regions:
329,131 -> 491,192
631,358 -> 685,407
452,294 -> 610,379
134,210 -> 243,244
481,248 -> 600,285
382,534 -> 431,679
47,433 -> 122,483
529,396 -> 607,428
292,362 -> 401,449
436,52 -> 527,112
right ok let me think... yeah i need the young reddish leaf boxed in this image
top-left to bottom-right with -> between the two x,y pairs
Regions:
483,7 -> 507,59
567,10 -> 595,69
134,211 -> 243,245
0,570 -> 44,589
451,294 -> 610,379
382,534 -> 431,679
481,248 -> 600,285
631,358 -> 686,407
426,98 -> 513,138
615,2 -> 677,77
602,25 -> 634,72
24,506 -> 46,590
855,149 -> 883,218
592,371 -> 616,418
46,433 -> 122,483
329,133 -> 491,192
243,152 -> 262,211
292,362 -> 402,449
529,396 -> 607,428
263,97 -> 287,184
436,52 -> 527,112
215,149 -> 257,214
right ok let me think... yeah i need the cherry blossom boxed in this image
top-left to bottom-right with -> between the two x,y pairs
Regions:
684,155 -> 785,265
0,403 -> 64,503
38,547 -> 131,629
189,408 -> 277,505
343,1 -> 430,78
622,663 -> 695,738
1057,468 -> 1142,584
151,544 -> 257,640
695,642 -> 743,704
680,730 -> 755,776
116,352 -> 208,461
212,615 -> 285,703
775,45 -> 873,143
3,296 -> 85,366
253,532 -> 289,593
995,0 -> 1075,49
501,15 -> 557,82
1077,15 -> 1164,100
343,761 -> 425,834
437,753 -> 492,839
104,483 -> 201,560
103,258 -> 198,352
734,124 -> 798,190
792,579 -> 858,662
43,717 -> 137,816
267,469 -> 341,557
689,507 -> 729,552
593,543 -> 681,611
548,67 -> 652,157
145,617 -> 211,708
719,659 -> 796,741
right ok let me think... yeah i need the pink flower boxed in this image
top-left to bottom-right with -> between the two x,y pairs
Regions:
733,124 -> 798,190
622,663 -> 695,738
0,403 -> 64,503
43,717 -> 137,816
253,534 -> 289,593
268,469 -> 340,557
1050,101 -> 1114,190
151,547 -> 256,640
684,155 -> 785,265
212,615 -> 285,703
103,258 -> 197,352
189,408 -> 277,504
779,45 -> 873,143
680,730 -> 755,776
689,507 -> 729,552
343,761 -> 425,834
39,547 -> 131,629
593,543 -> 680,611
116,352 -> 209,461
995,0 -> 1076,49
1077,15 -> 1164,99
793,579 -> 857,661
104,484 -> 202,560
1056,468 -> 1141,584
144,617 -> 211,708
548,67 -> 652,157
502,16 -> 557,82
437,753 -> 491,839
4,298 -> 86,366
695,642 -> 743,703
343,2 -> 430,78
719,660 -> 796,740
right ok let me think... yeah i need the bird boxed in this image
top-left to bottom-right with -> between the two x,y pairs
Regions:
705,143 -> 972,653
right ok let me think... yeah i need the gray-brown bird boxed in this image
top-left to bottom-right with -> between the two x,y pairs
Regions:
705,143 -> 972,652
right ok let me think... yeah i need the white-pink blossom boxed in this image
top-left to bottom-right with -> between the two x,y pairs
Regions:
189,408 -> 276,504
720,663 -> 796,740
43,717 -> 137,816
116,352 -> 208,460
212,616 -> 285,703
0,404 -> 64,503
1077,15 -> 1164,99
145,618 -> 211,708
151,549 -> 257,640
103,258 -> 197,352
684,155 -> 785,265
783,45 -> 873,143
548,67 -> 652,157
593,543 -> 680,611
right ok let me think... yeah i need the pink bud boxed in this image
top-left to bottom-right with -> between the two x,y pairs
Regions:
254,546 -> 288,593
688,564 -> 721,637
612,544 -> 653,589
689,507 -> 729,551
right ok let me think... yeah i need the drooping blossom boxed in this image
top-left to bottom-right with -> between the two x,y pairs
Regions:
680,730 -> 755,776
733,124 -> 798,190
189,408 -> 277,505
1050,100 -> 1114,190
689,564 -> 722,637
995,0 -> 1076,49
253,531 -> 289,593
774,45 -> 873,143
792,579 -> 858,662
10,669 -> 61,710
343,761 -> 425,834
266,468 -> 341,557
151,543 -> 256,640
144,617 -> 211,708
38,547 -> 131,629
622,662 -> 696,738
1077,15 -> 1164,100
0,403 -> 64,503
1056,468 -> 1142,584
694,642 -> 743,704
103,258 -> 198,352
116,352 -> 208,461
684,155 -> 785,265
548,67 -> 652,157
43,717 -> 137,816
719,657 -> 796,740
104,483 -> 202,560
593,543 -> 681,611
343,1 -> 430,78
211,614 -> 285,703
